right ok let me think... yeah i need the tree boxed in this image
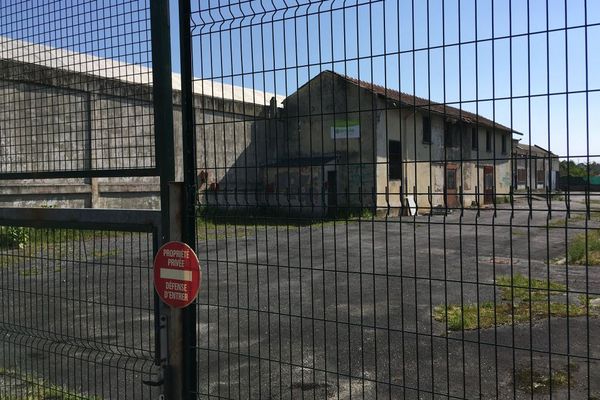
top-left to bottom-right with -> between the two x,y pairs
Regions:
559,161 -> 587,177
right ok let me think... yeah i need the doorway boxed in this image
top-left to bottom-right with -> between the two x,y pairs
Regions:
445,166 -> 459,209
484,166 -> 494,204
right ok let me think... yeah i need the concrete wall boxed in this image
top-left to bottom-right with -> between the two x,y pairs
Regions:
0,58 -> 516,214
375,107 -> 512,211
274,71 -> 377,214
514,155 -> 560,192
0,58 -> 271,210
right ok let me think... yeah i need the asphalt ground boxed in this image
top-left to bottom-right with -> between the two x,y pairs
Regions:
1,195 -> 599,399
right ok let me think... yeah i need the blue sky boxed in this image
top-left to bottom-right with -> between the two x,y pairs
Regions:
1,0 -> 597,161
170,0 -> 599,161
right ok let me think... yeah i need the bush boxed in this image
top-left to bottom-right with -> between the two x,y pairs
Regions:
0,226 -> 30,249
568,229 -> 600,265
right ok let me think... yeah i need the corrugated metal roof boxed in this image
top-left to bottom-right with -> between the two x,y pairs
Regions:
0,35 -> 284,107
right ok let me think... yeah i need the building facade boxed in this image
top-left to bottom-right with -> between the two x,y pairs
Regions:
512,142 -> 560,192
1,38 -> 518,215
264,71 -> 515,215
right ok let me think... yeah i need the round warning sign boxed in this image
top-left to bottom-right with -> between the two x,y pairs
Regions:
154,241 -> 201,308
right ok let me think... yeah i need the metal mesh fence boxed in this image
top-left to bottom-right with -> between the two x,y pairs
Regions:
0,0 -> 155,178
0,225 -> 158,399
187,0 -> 600,398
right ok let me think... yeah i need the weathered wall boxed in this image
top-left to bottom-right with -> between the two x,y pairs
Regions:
375,106 -> 512,211
514,155 -> 560,192
278,71 -> 377,213
0,58 -> 271,210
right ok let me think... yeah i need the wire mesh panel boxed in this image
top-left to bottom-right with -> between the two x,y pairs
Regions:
0,225 -> 158,399
0,0 -> 155,178
186,0 -> 600,398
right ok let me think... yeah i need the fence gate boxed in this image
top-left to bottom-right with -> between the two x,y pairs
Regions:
0,1 -> 174,399
182,1 -> 600,399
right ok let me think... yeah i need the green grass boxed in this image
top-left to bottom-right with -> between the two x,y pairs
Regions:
433,301 -> 587,331
568,229 -> 600,265
515,367 -> 570,394
0,226 -> 126,268
0,368 -> 99,400
512,229 -> 527,237
549,211 -> 600,227
196,206 -> 374,240
19,267 -> 39,277
433,274 -> 590,331
496,273 -> 566,302
91,248 -> 120,259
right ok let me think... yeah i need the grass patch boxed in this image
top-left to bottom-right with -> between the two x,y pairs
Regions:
515,367 -> 570,394
549,212 -> 600,227
196,206 -> 374,240
433,301 -> 587,331
19,267 -> 39,277
516,368 -> 569,394
497,273 -> 566,302
549,218 -> 567,227
512,229 -> 527,237
433,274 -> 590,331
0,368 -> 98,399
568,229 -> 600,265
91,248 -> 120,259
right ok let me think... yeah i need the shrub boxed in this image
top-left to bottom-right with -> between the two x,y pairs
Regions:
0,226 -> 30,249
568,229 -> 600,265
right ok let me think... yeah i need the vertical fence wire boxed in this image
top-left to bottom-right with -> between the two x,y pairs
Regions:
188,0 -> 599,399
0,1 -> 163,399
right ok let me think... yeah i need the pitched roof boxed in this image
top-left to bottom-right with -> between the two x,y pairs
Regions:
514,142 -> 558,157
0,35 -> 284,107
320,70 -> 513,132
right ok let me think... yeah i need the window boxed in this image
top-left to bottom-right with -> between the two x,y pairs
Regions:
486,130 -> 492,152
445,122 -> 453,147
517,169 -> 527,184
423,116 -> 431,144
536,169 -> 545,185
502,134 -> 508,154
471,127 -> 478,150
388,140 -> 402,180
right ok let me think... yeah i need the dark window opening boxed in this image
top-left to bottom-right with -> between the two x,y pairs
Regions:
502,134 -> 508,154
445,122 -> 453,147
536,169 -> 545,185
486,130 -> 492,152
389,140 -> 402,180
517,169 -> 527,184
472,127 -> 478,150
446,169 -> 457,190
423,116 -> 431,144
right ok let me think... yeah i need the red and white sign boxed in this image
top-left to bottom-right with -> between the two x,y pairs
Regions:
154,241 -> 201,308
